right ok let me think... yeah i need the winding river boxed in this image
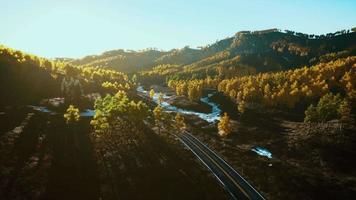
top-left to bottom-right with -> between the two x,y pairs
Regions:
136,86 -> 221,123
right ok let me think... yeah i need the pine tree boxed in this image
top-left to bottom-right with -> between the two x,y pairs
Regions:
339,99 -> 352,124
304,104 -> 318,122
304,93 -> 343,122
317,93 -> 342,122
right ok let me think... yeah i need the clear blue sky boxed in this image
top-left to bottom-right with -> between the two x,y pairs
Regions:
1,0 -> 355,58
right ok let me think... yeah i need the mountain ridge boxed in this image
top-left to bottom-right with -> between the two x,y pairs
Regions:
67,28 -> 356,75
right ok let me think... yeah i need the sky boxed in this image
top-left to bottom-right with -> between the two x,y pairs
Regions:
1,0 -> 355,58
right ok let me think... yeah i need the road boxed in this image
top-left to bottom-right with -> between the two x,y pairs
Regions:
178,131 -> 265,200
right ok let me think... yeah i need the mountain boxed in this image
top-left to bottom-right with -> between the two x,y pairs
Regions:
70,48 -> 166,73
69,28 -> 356,77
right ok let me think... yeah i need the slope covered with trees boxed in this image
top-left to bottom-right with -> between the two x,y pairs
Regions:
218,56 -> 355,118
70,29 -> 356,83
0,45 -> 129,107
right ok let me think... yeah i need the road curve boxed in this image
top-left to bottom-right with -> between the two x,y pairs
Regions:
178,131 -> 265,200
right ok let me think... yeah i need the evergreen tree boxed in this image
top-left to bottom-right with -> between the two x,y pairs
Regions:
304,104 -> 319,122
339,99 -> 352,124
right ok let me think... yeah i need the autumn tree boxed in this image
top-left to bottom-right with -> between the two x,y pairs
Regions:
174,113 -> 186,132
237,101 -> 246,114
149,88 -> 155,101
153,105 -> 164,134
64,105 -> 80,124
218,112 -> 232,136
218,57 -> 356,114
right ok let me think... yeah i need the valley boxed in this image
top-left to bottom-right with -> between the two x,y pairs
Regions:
1,27 -> 356,200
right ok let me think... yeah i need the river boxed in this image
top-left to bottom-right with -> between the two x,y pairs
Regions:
136,86 -> 221,123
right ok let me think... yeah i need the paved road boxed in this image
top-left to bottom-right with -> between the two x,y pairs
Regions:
178,132 -> 265,200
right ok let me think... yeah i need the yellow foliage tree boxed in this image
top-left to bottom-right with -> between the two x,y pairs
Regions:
218,56 -> 356,111
64,105 -> 80,124
149,88 -> 155,100
218,112 -> 232,136
237,101 -> 246,114
153,105 -> 163,134
174,113 -> 186,131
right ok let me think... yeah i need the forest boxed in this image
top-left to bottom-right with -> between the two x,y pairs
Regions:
1,28 -> 356,200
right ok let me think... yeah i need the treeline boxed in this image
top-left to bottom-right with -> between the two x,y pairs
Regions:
284,28 -> 355,39
0,45 -> 129,106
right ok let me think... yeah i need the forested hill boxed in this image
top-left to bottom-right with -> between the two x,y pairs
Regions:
0,46 -> 129,107
69,28 -> 356,75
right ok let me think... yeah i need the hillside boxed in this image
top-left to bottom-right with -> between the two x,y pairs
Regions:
0,45 -> 128,107
69,29 -> 356,78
